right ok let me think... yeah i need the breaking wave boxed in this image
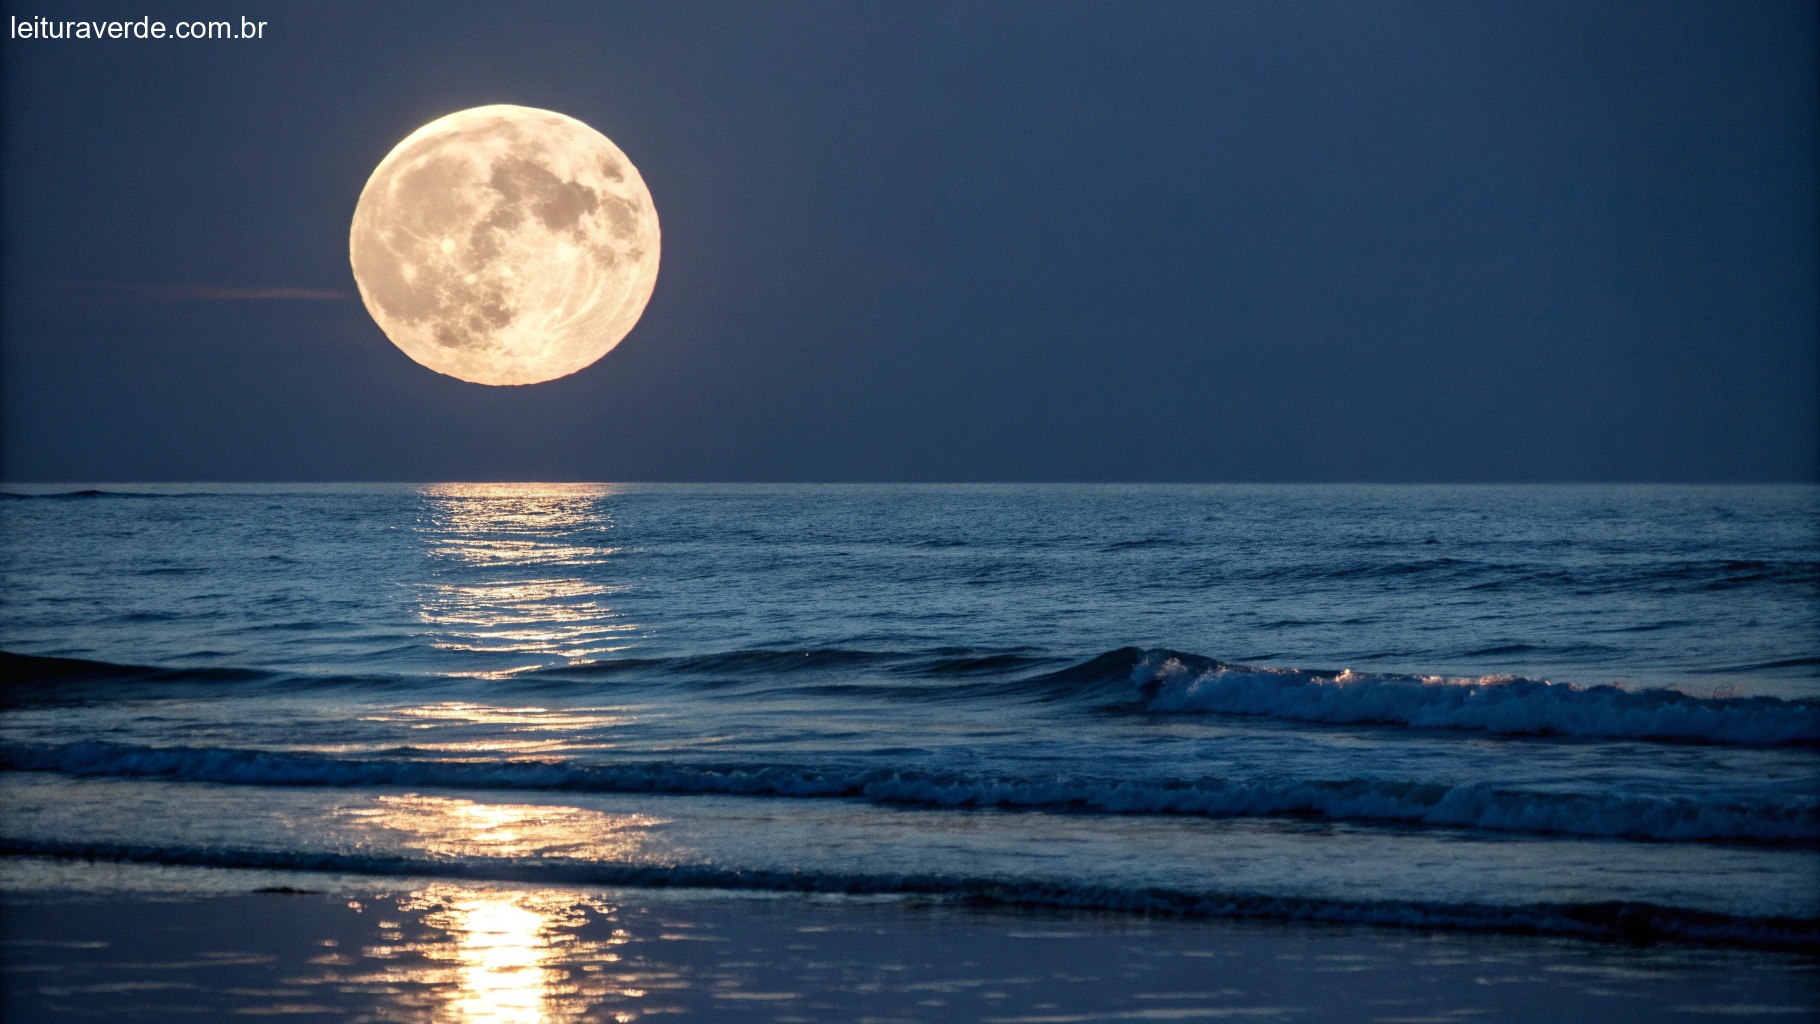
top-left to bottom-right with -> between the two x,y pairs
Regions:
1125,651 -> 1820,747
5,742 -> 1813,844
6,645 -> 1817,747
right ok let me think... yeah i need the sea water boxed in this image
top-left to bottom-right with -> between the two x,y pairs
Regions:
1,484 -> 1815,948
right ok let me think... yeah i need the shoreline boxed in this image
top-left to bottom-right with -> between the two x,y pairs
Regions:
5,857 -> 1817,1023
3,841 -> 1813,955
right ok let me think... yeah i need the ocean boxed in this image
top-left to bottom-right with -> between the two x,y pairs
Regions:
2,483 -> 1816,1019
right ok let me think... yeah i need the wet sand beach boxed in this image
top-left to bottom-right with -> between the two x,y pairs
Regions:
3,858 -> 1816,1023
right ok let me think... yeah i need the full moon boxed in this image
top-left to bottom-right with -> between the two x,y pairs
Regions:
349,104 -> 659,386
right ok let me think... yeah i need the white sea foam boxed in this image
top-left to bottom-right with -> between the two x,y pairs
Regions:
1130,653 -> 1820,746
5,742 -> 1812,843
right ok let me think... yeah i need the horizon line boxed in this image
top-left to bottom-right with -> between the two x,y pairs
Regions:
3,479 -> 1816,488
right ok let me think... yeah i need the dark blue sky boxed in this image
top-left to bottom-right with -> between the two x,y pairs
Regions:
3,1 -> 1815,481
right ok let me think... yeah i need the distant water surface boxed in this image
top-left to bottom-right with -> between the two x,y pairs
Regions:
1,484 -> 1816,948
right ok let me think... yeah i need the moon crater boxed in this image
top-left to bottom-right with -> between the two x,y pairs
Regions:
350,105 -> 659,385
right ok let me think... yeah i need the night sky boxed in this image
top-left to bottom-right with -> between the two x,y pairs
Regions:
3,1 -> 1814,482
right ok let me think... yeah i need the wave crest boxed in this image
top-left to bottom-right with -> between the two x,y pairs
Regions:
5,742 -> 1813,844
6,645 -> 1816,748
1130,652 -> 1820,746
